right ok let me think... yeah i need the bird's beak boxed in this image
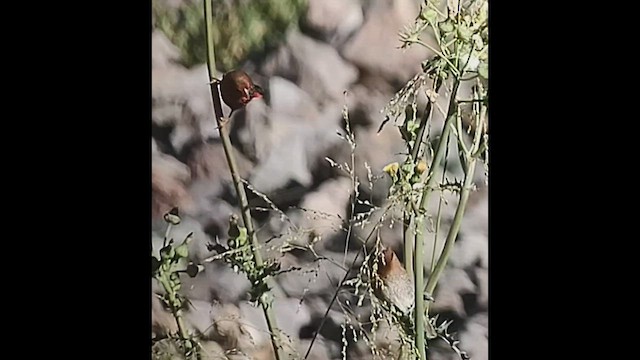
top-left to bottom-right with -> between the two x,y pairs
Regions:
252,85 -> 264,99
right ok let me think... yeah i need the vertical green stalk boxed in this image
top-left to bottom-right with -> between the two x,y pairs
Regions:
403,80 -> 442,290
413,79 -> 459,359
424,158 -> 475,298
403,215 -> 414,280
203,2 -> 284,359
157,277 -> 195,357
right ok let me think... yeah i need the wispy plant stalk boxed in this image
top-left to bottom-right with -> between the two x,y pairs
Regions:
203,2 -> 285,359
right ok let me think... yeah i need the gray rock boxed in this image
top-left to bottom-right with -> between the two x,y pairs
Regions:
341,0 -> 433,85
180,261 -> 252,304
352,124 -> 407,203
459,313 -> 488,360
276,252 -> 346,299
261,30 -> 359,105
152,62 -> 218,153
475,267 -> 488,310
151,152 -> 193,220
297,337 -> 335,360
304,0 -> 364,46
285,177 -> 352,248
246,104 -> 344,194
239,297 -> 312,350
431,268 -> 476,318
449,189 -> 488,269
185,141 -> 253,183
268,76 -> 320,120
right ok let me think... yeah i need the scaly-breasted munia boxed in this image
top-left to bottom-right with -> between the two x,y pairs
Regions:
219,70 -> 264,117
376,247 -> 415,315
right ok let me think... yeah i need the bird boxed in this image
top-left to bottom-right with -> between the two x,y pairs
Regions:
376,247 -> 415,315
218,70 -> 264,118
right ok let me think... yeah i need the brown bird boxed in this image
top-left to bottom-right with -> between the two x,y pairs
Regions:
219,70 -> 264,117
376,247 -> 415,315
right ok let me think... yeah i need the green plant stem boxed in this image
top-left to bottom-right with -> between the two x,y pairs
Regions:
418,80 -> 460,212
410,80 -> 442,162
403,79 -> 443,284
413,214 -> 427,360
158,276 -> 195,358
424,157 -> 476,300
203,2 -> 284,359
412,79 -> 460,358
403,214 -> 414,281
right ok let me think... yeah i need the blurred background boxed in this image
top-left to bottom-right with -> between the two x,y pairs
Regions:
151,0 -> 488,359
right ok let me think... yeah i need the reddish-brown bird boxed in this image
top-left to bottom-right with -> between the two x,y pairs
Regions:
376,247 -> 415,315
219,70 -> 264,117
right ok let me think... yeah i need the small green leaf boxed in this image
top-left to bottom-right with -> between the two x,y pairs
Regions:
175,243 -> 189,259
421,9 -> 438,24
457,24 -> 472,42
236,227 -> 248,246
439,19 -> 454,33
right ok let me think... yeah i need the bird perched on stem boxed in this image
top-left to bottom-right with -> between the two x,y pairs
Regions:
214,70 -> 264,119
376,247 -> 415,315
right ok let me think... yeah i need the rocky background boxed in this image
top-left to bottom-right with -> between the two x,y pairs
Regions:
151,0 -> 488,359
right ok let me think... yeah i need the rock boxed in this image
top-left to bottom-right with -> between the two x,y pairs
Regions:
352,124 -> 407,203
151,152 -> 194,220
207,303 -> 256,353
297,337 -> 334,360
183,299 -> 216,339
431,268 -> 476,318
152,62 -> 218,154
187,192 -> 238,239
268,76 -> 320,120
239,297 -> 312,344
197,341 -> 228,360
341,0 -> 433,85
459,313 -> 488,360
276,251 -> 346,299
185,141 -> 253,183
261,30 -> 359,105
303,0 -> 364,46
449,189 -> 488,269
245,103 -> 344,194
286,177 -> 352,248
180,261 -> 252,304
475,267 -> 488,310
